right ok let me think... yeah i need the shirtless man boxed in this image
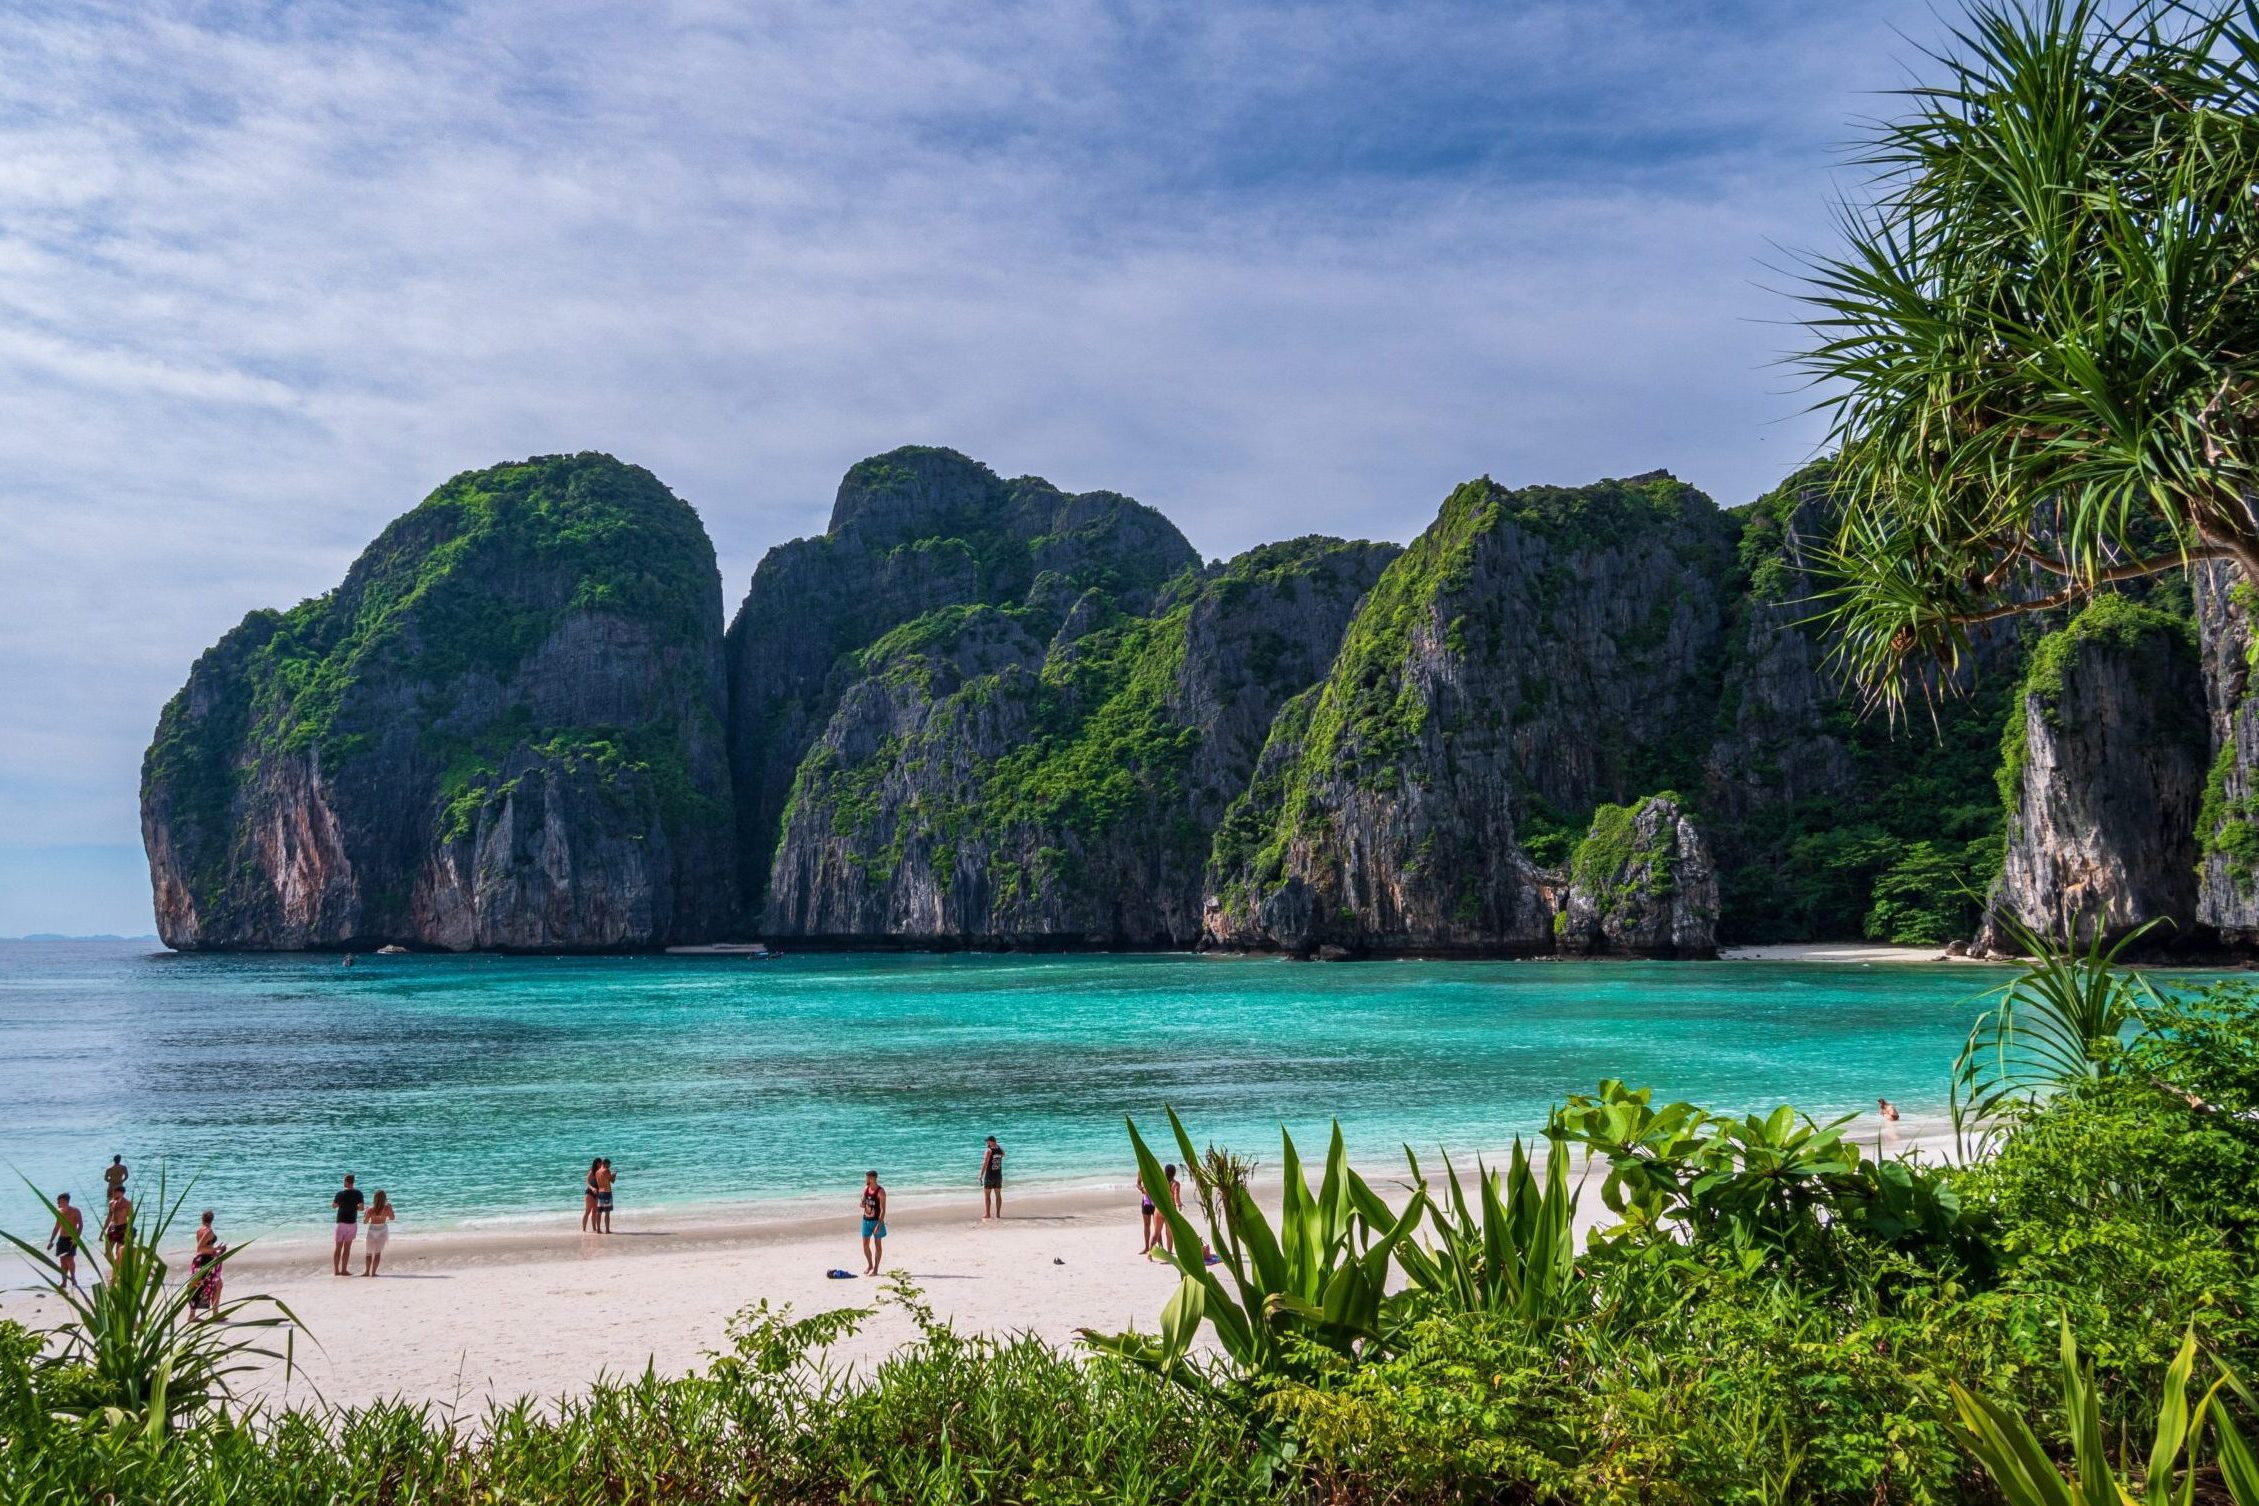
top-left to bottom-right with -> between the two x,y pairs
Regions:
593,1159 -> 615,1234
49,1193 -> 84,1289
103,1188 -> 133,1261
102,1155 -> 128,1201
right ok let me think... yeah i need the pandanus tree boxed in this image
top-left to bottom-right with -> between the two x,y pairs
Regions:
1801,0 -> 2259,712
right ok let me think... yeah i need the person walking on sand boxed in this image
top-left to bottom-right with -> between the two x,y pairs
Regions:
594,1158 -> 616,1234
48,1193 -> 83,1290
1137,1171 -> 1159,1256
859,1170 -> 888,1276
362,1190 -> 396,1277
190,1210 -> 224,1317
103,1155 -> 128,1202
331,1173 -> 364,1276
979,1136 -> 1005,1221
104,1187 -> 133,1261
582,1158 -> 602,1232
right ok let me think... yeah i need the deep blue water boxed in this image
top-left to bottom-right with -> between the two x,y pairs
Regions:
0,941 -> 2024,1240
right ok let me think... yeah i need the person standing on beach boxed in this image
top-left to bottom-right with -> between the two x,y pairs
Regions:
48,1193 -> 83,1289
104,1187 -> 133,1261
362,1190 -> 396,1277
859,1170 -> 888,1276
1137,1172 -> 1158,1256
1162,1164 -> 1184,1255
190,1210 -> 224,1317
594,1158 -> 615,1234
331,1173 -> 364,1276
103,1155 -> 128,1201
979,1136 -> 1005,1221
582,1158 -> 602,1232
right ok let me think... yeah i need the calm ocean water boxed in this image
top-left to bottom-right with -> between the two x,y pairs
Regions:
0,941 -> 2027,1241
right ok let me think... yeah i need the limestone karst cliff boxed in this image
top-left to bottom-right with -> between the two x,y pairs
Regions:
141,454 -> 736,950
1978,597 -> 2205,950
145,443 -> 2241,955
723,447 -> 1200,916
764,537 -> 1399,944
1199,472 -> 1737,956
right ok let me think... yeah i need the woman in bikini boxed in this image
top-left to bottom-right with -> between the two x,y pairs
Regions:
189,1210 -> 224,1317
582,1158 -> 602,1232
362,1190 -> 396,1276
1137,1173 -> 1159,1256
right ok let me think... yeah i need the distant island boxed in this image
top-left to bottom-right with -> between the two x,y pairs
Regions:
138,445 -> 2234,957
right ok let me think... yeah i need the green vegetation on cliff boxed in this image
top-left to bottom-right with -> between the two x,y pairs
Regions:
141,454 -> 730,932
779,537 -> 1384,926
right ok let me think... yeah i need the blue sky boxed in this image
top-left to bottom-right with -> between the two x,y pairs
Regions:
0,0 -> 1947,936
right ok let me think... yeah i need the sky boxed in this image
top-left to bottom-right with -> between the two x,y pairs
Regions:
0,0 -> 1952,937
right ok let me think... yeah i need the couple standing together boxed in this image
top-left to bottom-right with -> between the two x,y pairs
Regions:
331,1173 -> 397,1276
582,1158 -> 616,1233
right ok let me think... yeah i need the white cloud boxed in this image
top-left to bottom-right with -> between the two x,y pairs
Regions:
0,0 -> 1942,930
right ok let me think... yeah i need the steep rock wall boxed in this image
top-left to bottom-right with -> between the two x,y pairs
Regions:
141,454 -> 735,950
1981,597 -> 2205,950
765,538 -> 1398,944
1201,472 -> 1737,955
724,447 -> 1200,918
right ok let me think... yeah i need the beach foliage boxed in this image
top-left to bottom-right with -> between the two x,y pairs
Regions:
0,1171 -> 300,1436
1080,1110 -> 1427,1393
1799,0 -> 2259,712
1950,915 -> 2161,1153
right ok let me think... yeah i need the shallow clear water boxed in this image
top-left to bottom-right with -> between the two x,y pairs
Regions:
0,941 -> 2025,1240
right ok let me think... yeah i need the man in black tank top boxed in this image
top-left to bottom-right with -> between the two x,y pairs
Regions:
979,1136 -> 1005,1220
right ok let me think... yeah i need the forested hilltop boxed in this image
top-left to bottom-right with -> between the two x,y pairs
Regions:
142,444 -> 2236,955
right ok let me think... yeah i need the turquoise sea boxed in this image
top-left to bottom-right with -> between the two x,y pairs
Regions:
0,941 -> 2028,1241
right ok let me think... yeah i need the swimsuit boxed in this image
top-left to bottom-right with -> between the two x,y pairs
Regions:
861,1188 -> 886,1240
53,1235 -> 75,1258
366,1220 -> 390,1249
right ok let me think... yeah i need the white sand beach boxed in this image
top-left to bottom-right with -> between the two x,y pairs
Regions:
1,1114 -> 1950,1415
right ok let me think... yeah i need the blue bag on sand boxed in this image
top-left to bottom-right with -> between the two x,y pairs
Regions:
826,1268 -> 857,1279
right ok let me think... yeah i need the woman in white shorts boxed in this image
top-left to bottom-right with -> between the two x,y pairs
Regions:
361,1189 -> 397,1277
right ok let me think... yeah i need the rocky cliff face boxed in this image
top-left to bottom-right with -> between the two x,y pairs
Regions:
724,447 -> 1200,916
1558,795 -> 1719,957
141,455 -> 735,950
1979,598 -> 2205,950
2196,562 -> 2259,944
764,537 -> 1398,944
1201,473 -> 1736,956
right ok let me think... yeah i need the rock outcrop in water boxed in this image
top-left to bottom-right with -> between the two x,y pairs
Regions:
1558,795 -> 1719,958
1979,598 -> 2206,950
141,455 -> 736,951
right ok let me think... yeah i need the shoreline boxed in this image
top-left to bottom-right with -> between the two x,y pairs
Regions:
0,1114 -> 1954,1413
